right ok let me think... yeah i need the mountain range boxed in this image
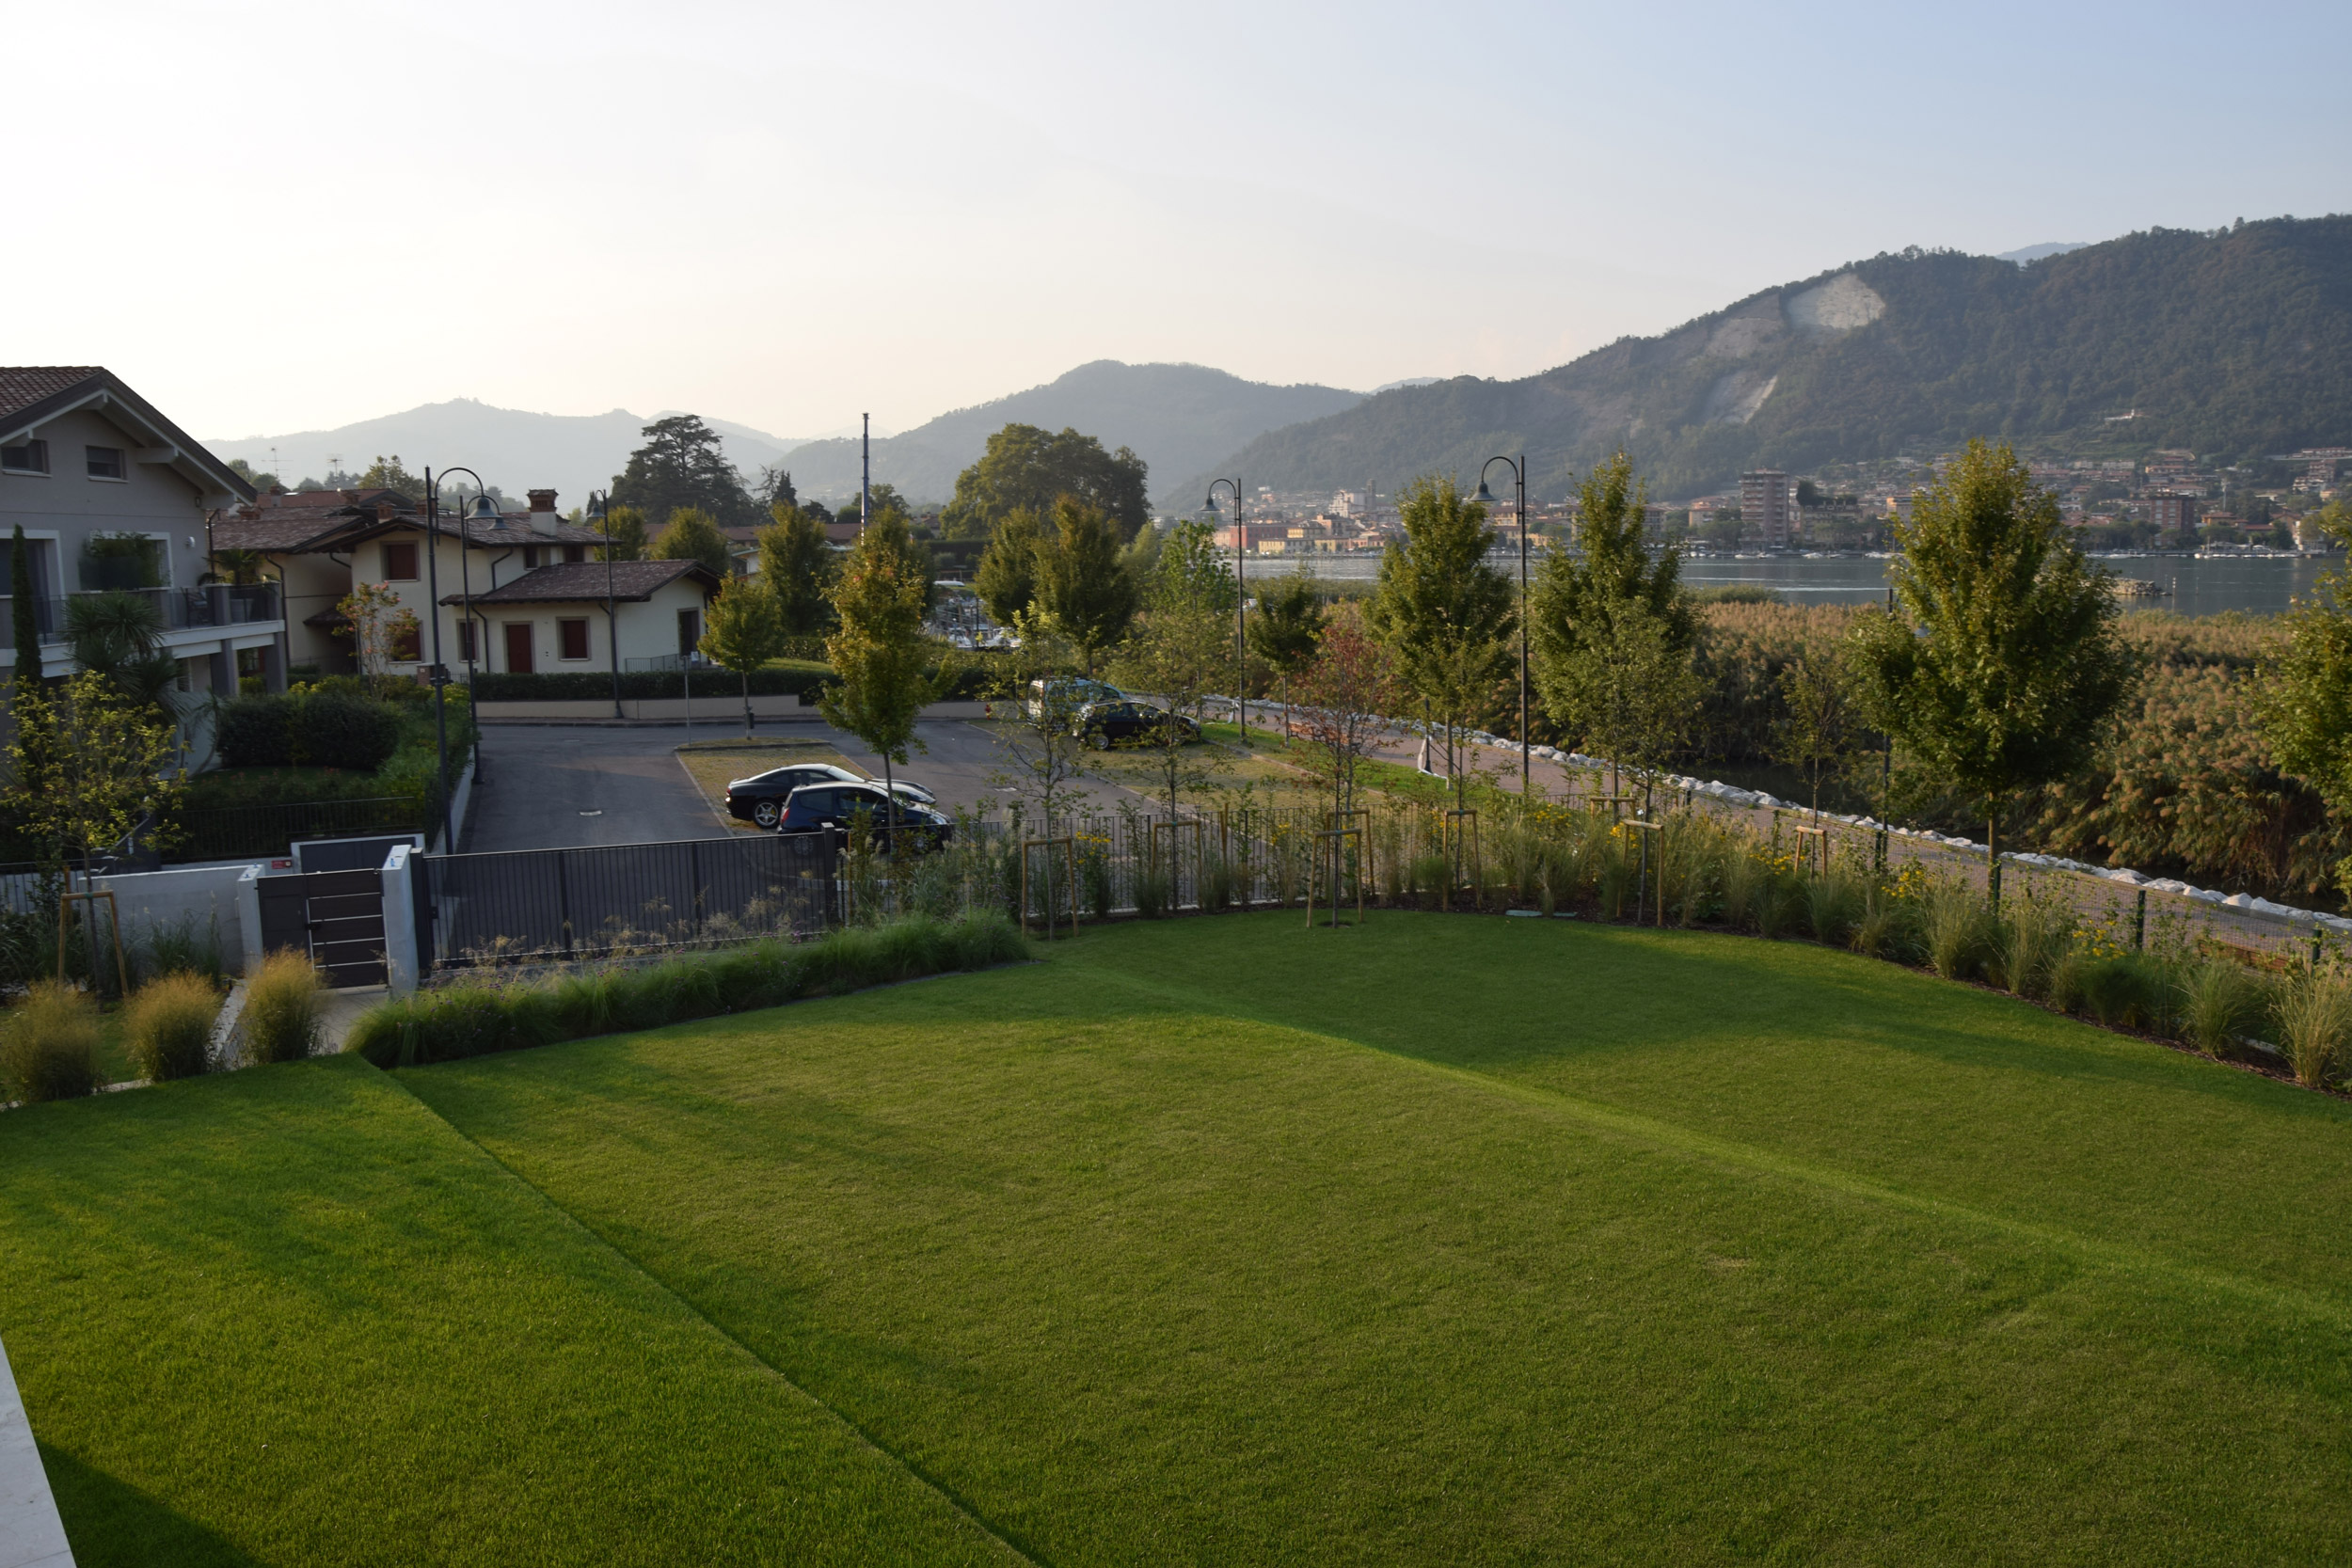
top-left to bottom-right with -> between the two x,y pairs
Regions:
771,361 -> 1364,504
209,215 -> 2351,518
1194,216 -> 2352,504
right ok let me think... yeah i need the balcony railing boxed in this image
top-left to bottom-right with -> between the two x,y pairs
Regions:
0,583 -> 282,647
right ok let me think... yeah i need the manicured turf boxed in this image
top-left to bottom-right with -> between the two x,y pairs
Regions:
7,911 -> 2352,1561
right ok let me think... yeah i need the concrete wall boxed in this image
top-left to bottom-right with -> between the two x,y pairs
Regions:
90,862 -> 260,974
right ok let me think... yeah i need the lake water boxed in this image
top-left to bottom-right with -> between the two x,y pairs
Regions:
1242,552 -> 2338,618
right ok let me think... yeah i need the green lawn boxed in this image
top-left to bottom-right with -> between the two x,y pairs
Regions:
7,912 -> 2352,1562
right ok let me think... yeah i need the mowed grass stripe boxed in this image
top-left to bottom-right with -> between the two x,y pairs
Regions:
401,936 -> 2352,1564
388,1069 -> 1048,1568
1066,931 -> 2352,1328
1060,912 -> 2352,1305
0,1056 -> 1012,1567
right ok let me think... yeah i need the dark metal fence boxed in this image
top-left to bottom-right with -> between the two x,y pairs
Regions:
421,832 -> 839,967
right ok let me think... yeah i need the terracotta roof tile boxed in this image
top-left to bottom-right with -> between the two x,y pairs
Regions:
0,367 -> 103,424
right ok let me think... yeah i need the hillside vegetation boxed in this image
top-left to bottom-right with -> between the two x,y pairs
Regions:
1198,215 -> 2352,499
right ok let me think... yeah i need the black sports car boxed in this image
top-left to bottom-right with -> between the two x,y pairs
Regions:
724,763 -> 935,829
775,783 -> 954,852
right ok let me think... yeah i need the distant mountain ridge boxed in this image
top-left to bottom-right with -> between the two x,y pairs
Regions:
773,361 -> 1365,505
1188,216 -> 2352,504
207,401 -> 807,511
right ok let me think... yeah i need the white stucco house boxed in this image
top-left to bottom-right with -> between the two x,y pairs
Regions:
0,366 -> 284,757
214,486 -> 720,680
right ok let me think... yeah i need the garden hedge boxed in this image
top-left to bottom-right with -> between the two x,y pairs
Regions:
470,660 -> 1000,703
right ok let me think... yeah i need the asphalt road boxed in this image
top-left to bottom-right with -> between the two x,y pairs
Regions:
464,718 -> 1151,853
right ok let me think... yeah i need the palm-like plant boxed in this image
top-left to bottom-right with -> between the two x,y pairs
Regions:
66,591 -> 180,713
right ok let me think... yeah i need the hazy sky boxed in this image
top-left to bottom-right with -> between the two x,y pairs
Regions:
13,0 -> 2349,442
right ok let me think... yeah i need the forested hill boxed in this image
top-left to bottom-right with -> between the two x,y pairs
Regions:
1189,215 -> 2352,502
780,361 -> 1365,504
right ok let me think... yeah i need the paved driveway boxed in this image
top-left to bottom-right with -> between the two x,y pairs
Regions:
463,727 -> 731,853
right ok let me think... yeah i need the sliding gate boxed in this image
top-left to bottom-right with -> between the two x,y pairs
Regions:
418,832 -> 837,968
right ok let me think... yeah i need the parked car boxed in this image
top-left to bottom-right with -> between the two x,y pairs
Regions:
1025,676 -> 1122,720
1073,699 -> 1200,750
775,783 -> 954,852
725,763 -> 935,829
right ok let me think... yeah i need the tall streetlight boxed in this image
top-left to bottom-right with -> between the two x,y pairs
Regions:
423,467 -> 501,848
584,490 -> 626,720
1202,478 -> 1246,741
1473,454 -> 1531,792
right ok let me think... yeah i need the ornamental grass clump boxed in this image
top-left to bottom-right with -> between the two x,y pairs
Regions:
1920,881 -> 1997,982
1994,896 -> 2072,1003
2076,950 -> 2172,1034
2273,964 -> 2352,1089
244,950 -> 324,1064
124,972 -> 219,1082
0,982 -> 101,1103
2177,959 -> 2266,1058
1803,865 -> 1867,948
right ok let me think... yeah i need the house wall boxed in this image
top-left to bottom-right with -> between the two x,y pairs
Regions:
0,406 -> 210,597
478,578 -> 713,674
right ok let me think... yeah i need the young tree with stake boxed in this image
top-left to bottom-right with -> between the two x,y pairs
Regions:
1248,570 -> 1326,738
1848,438 -> 2134,900
700,577 -> 788,736
1370,476 -> 1514,820
818,514 -> 949,839
1109,521 -> 1235,819
1293,607 -> 1407,822
1035,498 -> 1138,677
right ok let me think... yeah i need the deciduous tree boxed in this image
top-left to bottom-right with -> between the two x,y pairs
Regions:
973,508 -> 1044,627
1035,498 -> 1137,677
653,506 -> 734,579
8,670 -> 183,886
819,513 -> 950,827
1293,605 -> 1406,821
941,424 -> 1150,543
597,503 -> 649,563
757,503 -> 835,636
1848,437 -> 2135,897
700,577 -> 788,736
1248,570 -> 1326,736
1369,475 -> 1514,817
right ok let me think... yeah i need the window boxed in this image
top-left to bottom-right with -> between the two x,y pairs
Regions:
558,618 -> 590,660
521,545 -> 540,569
383,540 -> 419,580
390,622 -> 422,662
0,439 -> 48,475
676,608 -> 701,656
457,622 -> 476,661
85,446 -> 124,481
563,544 -> 584,564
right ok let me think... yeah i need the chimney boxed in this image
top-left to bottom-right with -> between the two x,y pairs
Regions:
528,488 -> 560,537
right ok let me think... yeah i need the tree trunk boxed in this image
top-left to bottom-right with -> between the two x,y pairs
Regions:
740,670 -> 754,737
1986,808 -> 2001,908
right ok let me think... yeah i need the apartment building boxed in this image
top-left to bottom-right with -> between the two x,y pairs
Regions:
1740,470 -> 1795,549
0,368 -> 286,745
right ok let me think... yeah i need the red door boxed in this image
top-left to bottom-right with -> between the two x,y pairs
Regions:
504,623 -> 534,673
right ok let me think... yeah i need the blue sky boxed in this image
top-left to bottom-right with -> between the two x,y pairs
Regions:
11,0 -> 2347,440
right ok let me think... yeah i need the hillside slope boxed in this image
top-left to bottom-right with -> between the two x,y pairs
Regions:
778,360 -> 1364,504
1193,216 -> 2352,502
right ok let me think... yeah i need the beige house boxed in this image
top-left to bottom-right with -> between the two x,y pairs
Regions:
215,487 -> 719,680
0,367 -> 283,759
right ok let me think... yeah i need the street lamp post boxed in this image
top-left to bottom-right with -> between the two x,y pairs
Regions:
1203,478 -> 1246,741
586,490 -> 625,719
423,467 -> 501,848
1474,455 -> 1531,792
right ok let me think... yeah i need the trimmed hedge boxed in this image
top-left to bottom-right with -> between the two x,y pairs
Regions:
471,659 -> 1001,704
344,912 -> 1026,1069
217,692 -> 405,771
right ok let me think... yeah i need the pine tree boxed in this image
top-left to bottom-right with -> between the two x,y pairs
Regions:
1368,475 -> 1514,816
